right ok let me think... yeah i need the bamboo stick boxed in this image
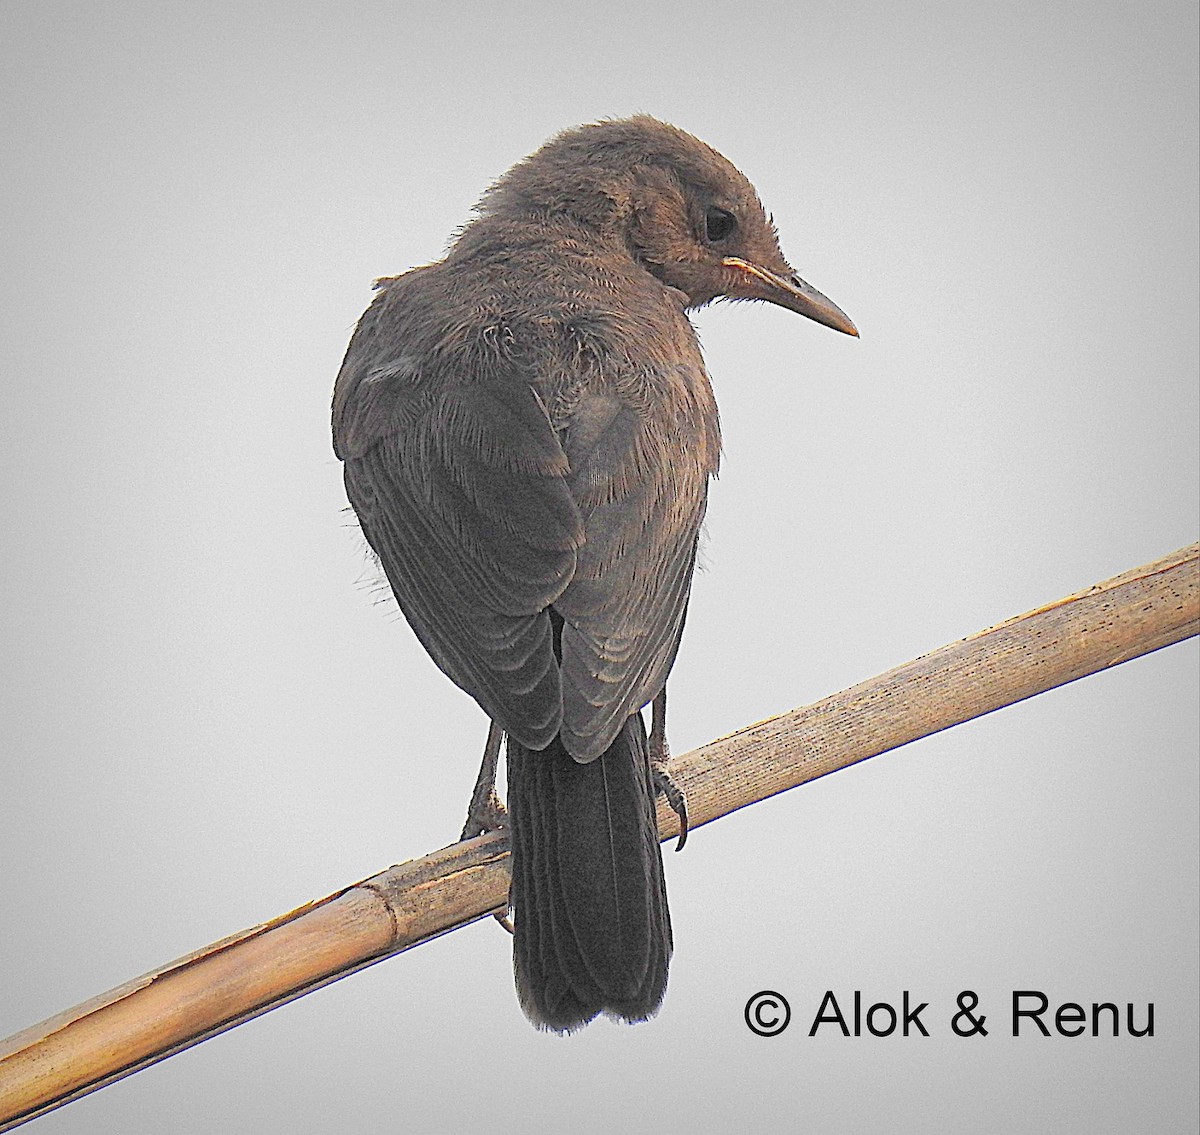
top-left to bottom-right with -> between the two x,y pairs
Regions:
1,543 -> 1196,1130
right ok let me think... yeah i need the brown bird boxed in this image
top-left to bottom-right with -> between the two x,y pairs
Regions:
332,116 -> 856,1032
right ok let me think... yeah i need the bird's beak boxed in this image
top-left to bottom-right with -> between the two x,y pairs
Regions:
721,256 -> 859,337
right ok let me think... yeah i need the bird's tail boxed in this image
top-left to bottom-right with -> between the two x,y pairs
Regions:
506,713 -> 672,1032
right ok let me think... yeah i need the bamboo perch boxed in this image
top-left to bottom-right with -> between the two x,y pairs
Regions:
1,543 -> 1196,1129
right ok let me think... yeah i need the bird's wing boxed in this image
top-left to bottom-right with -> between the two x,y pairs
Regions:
333,285 -> 583,750
553,370 -> 716,761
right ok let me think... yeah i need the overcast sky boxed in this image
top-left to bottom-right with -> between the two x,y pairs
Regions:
2,2 -> 1197,1132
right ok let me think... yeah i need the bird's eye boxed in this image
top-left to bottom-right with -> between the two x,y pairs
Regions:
705,207 -> 736,243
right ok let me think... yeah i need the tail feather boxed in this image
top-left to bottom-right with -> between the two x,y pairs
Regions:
507,713 -> 672,1032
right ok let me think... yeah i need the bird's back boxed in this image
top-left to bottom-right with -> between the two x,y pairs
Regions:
333,213 -> 719,760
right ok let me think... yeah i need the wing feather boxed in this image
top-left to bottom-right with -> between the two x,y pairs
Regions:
334,277 -> 716,762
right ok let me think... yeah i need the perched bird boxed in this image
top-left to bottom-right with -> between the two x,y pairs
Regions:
332,116 -> 856,1032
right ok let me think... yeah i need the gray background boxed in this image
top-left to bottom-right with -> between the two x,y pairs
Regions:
2,1 -> 1197,1131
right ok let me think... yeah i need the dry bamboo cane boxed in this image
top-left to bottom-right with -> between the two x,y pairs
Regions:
1,543 -> 1196,1130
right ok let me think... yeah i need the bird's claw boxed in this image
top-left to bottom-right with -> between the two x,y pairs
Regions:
493,908 -> 515,935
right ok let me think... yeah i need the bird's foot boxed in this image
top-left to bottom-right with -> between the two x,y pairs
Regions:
460,785 -> 508,842
649,687 -> 688,850
651,759 -> 689,852
461,721 -> 514,933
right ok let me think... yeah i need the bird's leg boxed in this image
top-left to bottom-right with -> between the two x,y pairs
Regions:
649,687 -> 689,851
460,720 -> 507,840
460,721 -> 515,934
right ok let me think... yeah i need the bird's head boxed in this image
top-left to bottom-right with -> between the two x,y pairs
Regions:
481,115 -> 857,337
